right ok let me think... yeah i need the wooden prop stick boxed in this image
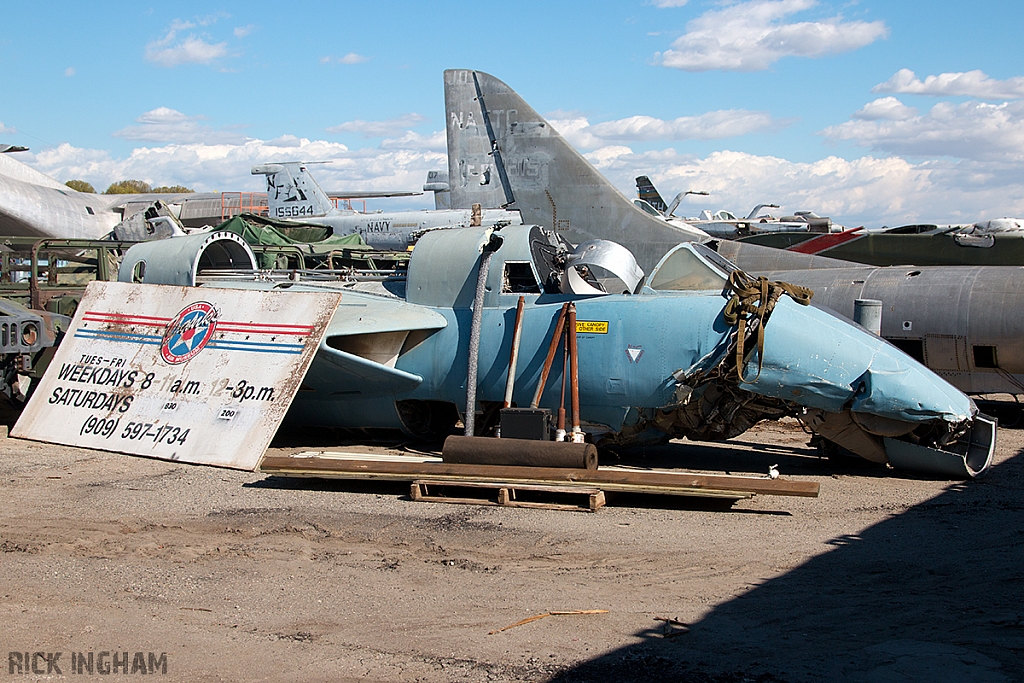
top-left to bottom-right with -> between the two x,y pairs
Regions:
488,609 -> 609,635
503,295 -> 526,409
530,302 -> 571,408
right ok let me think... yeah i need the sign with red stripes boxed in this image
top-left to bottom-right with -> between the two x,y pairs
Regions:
13,281 -> 340,470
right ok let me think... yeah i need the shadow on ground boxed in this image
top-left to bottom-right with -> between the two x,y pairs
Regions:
545,449 -> 1024,682
600,436 -> 872,478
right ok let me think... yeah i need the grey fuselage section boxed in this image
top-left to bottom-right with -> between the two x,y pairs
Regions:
746,264 -> 1024,394
288,208 -> 522,250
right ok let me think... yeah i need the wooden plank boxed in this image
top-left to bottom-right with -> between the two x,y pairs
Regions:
415,479 -> 603,496
409,480 -> 602,512
296,451 -> 442,463
259,455 -> 819,498
273,466 -> 756,499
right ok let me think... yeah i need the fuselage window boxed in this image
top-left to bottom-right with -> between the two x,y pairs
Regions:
502,262 -> 541,293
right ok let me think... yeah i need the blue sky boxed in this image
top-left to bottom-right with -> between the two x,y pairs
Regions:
2,0 -> 1023,227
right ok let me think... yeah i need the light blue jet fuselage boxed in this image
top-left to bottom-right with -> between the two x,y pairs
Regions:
281,225 -> 973,445
120,224 -> 991,477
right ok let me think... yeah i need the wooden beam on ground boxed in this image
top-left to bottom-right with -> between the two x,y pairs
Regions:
258,455 -> 819,498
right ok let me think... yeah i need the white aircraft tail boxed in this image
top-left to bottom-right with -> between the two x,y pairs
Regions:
251,162 -> 335,220
443,69 -> 707,271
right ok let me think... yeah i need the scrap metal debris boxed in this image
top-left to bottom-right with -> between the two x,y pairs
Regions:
654,616 -> 691,638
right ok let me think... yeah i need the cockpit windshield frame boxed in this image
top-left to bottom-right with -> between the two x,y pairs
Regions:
646,242 -> 738,292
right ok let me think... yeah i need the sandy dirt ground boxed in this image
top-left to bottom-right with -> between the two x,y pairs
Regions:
1,415 -> 1022,682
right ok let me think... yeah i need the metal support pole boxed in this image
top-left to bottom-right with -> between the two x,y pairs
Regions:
567,303 -> 582,439
503,295 -> 526,409
530,302 -> 570,409
556,335 -> 568,442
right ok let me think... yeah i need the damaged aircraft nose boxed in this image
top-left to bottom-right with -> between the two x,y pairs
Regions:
738,295 -> 995,478
642,243 -> 995,479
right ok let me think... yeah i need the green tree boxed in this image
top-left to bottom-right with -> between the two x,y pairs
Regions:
104,179 -> 151,194
152,185 -> 194,193
64,179 -> 95,193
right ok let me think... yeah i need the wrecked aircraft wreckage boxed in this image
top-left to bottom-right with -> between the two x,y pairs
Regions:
118,224 -> 995,479
445,68 -> 1024,398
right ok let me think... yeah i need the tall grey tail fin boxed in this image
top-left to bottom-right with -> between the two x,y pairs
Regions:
443,70 -> 516,211
251,162 -> 335,220
444,69 -> 707,271
635,176 -> 667,214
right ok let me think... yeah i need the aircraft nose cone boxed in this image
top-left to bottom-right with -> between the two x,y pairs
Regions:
741,297 -> 974,424
731,296 -> 993,478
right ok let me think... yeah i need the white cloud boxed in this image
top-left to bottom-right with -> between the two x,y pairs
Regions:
655,0 -> 888,72
327,113 -> 427,138
233,24 -> 255,38
0,122 -> 15,135
145,19 -> 229,67
852,97 -> 917,121
379,130 -> 446,151
587,147 -> 1024,226
545,110 -> 783,149
64,67 -> 75,77
651,0 -> 689,6
585,145 -> 636,167
321,53 -> 370,65
264,134 -> 303,148
146,36 -> 227,67
20,131 -> 1024,226
873,68 -> 1024,101
20,134 -> 444,200
113,107 -> 250,145
823,100 -> 1024,162
544,114 -> 602,148
586,110 -> 783,141
195,13 -> 230,27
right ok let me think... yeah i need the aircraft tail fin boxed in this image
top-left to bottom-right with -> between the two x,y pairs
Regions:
251,162 -> 335,220
423,170 -> 452,210
444,69 -> 707,271
443,71 -> 516,211
635,176 -> 667,214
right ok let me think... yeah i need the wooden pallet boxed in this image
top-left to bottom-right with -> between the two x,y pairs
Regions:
410,479 -> 606,512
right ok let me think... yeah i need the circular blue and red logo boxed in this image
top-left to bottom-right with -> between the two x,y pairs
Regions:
161,301 -> 219,365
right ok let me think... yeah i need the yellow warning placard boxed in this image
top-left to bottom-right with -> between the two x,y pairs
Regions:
576,321 -> 609,334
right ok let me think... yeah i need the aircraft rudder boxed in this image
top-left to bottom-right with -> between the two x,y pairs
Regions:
252,162 -> 335,220
444,70 -> 516,210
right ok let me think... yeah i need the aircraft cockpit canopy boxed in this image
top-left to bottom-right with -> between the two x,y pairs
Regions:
647,242 -> 736,292
632,198 -> 663,217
